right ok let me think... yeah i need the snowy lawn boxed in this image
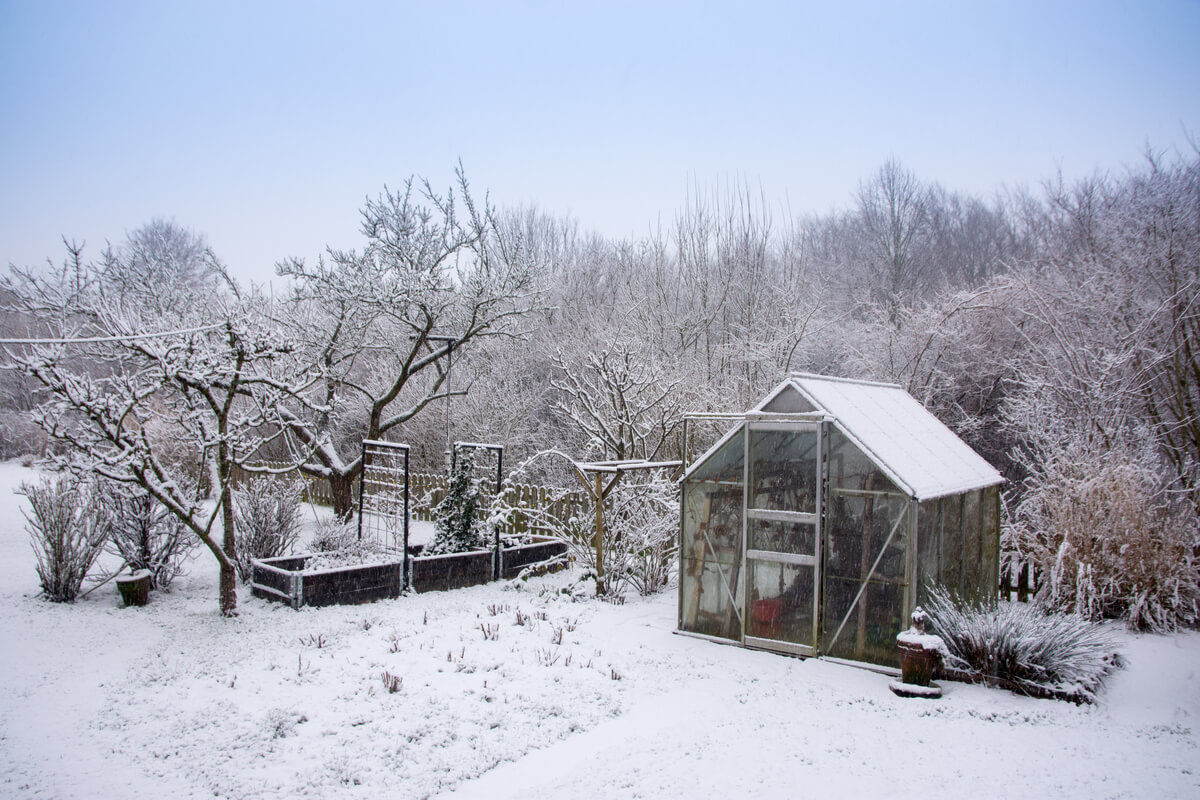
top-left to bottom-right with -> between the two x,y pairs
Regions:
1,463 -> 1197,799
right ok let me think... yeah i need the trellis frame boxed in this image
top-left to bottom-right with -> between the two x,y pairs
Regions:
450,441 -> 505,578
357,439 -> 410,588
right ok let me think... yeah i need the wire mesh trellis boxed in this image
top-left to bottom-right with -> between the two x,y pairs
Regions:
450,442 -> 504,495
357,440 -> 410,565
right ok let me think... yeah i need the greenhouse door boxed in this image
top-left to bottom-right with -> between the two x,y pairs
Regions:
743,421 -> 822,656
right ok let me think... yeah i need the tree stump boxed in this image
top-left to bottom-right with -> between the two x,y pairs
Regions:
116,570 -> 152,607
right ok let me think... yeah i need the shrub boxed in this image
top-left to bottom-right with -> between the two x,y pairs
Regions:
100,480 -> 196,590
0,409 -> 46,460
1009,443 -> 1200,631
425,451 -> 487,556
607,473 -> 679,597
309,517 -> 359,552
21,474 -> 110,602
232,476 -> 304,581
925,585 -> 1122,703
484,450 -> 677,597
566,471 -> 679,598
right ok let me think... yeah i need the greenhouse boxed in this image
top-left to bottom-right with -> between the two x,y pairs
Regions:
679,374 -> 1004,669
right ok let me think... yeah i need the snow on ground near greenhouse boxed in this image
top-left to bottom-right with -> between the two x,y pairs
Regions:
0,463 -> 1197,800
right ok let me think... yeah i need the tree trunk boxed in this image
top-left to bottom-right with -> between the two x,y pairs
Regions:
219,477 -> 239,616
330,472 -> 358,522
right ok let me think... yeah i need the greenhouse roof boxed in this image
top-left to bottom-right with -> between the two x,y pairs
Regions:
761,374 -> 1004,501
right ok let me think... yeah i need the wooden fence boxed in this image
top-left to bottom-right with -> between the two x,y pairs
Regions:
233,462 -> 586,538
1000,560 -> 1041,603
231,461 -> 345,506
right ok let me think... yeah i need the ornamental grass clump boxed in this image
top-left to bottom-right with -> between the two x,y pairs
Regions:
925,585 -> 1122,703
21,474 -> 110,602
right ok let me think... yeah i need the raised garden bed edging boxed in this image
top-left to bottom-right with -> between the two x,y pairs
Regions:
251,555 -> 405,608
499,537 -> 570,579
251,537 -> 569,608
410,549 -> 493,593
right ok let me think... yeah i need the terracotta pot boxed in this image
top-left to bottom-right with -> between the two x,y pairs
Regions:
898,640 -> 937,686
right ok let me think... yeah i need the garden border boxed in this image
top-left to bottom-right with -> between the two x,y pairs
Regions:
250,535 -> 569,608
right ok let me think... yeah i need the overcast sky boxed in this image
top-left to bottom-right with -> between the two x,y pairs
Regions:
2,1 -> 1197,285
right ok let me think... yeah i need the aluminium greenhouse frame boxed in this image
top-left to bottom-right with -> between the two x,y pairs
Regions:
678,374 -> 1003,670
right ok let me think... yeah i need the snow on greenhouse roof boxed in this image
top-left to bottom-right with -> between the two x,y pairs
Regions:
771,374 -> 1003,500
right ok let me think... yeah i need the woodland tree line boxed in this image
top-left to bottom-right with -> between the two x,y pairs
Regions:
2,150 -> 1198,623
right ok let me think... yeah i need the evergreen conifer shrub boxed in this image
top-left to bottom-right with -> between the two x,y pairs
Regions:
425,452 -> 487,555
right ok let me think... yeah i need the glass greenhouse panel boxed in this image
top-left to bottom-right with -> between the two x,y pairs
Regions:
680,556 -> 742,641
747,427 -> 818,513
962,489 -> 983,598
679,430 -> 745,640
821,428 -> 910,667
981,485 -> 1001,601
748,517 -> 816,556
940,494 -> 963,594
689,428 -> 746,485
681,483 -> 742,566
822,579 -> 906,665
761,386 -> 816,413
915,498 -> 941,607
747,559 -> 815,646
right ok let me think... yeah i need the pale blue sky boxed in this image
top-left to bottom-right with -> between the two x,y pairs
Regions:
2,1 -> 1198,284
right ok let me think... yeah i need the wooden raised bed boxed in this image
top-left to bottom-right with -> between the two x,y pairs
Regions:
409,549 -> 494,593
251,536 -> 568,609
498,536 -> 570,579
251,556 -> 405,608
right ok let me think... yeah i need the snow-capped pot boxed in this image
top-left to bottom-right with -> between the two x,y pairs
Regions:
115,569 -> 152,607
896,606 -> 945,687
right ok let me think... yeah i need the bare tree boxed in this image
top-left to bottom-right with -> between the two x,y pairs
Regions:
855,158 -> 932,321
276,166 -> 546,517
551,339 -> 682,462
102,218 -> 222,315
1010,149 -> 1200,511
3,241 -> 320,616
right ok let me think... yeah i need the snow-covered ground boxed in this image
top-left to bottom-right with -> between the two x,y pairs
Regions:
0,462 -> 1197,800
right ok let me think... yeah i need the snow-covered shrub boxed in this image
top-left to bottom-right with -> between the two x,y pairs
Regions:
0,409 -> 45,460
568,471 -> 679,598
100,480 -> 196,590
483,450 -> 675,596
1009,441 -> 1200,632
20,474 -> 110,602
309,517 -> 359,552
925,585 -> 1122,703
425,452 -> 487,556
485,450 -> 584,547
611,472 -> 679,596
232,476 -> 304,581
263,708 -> 307,740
